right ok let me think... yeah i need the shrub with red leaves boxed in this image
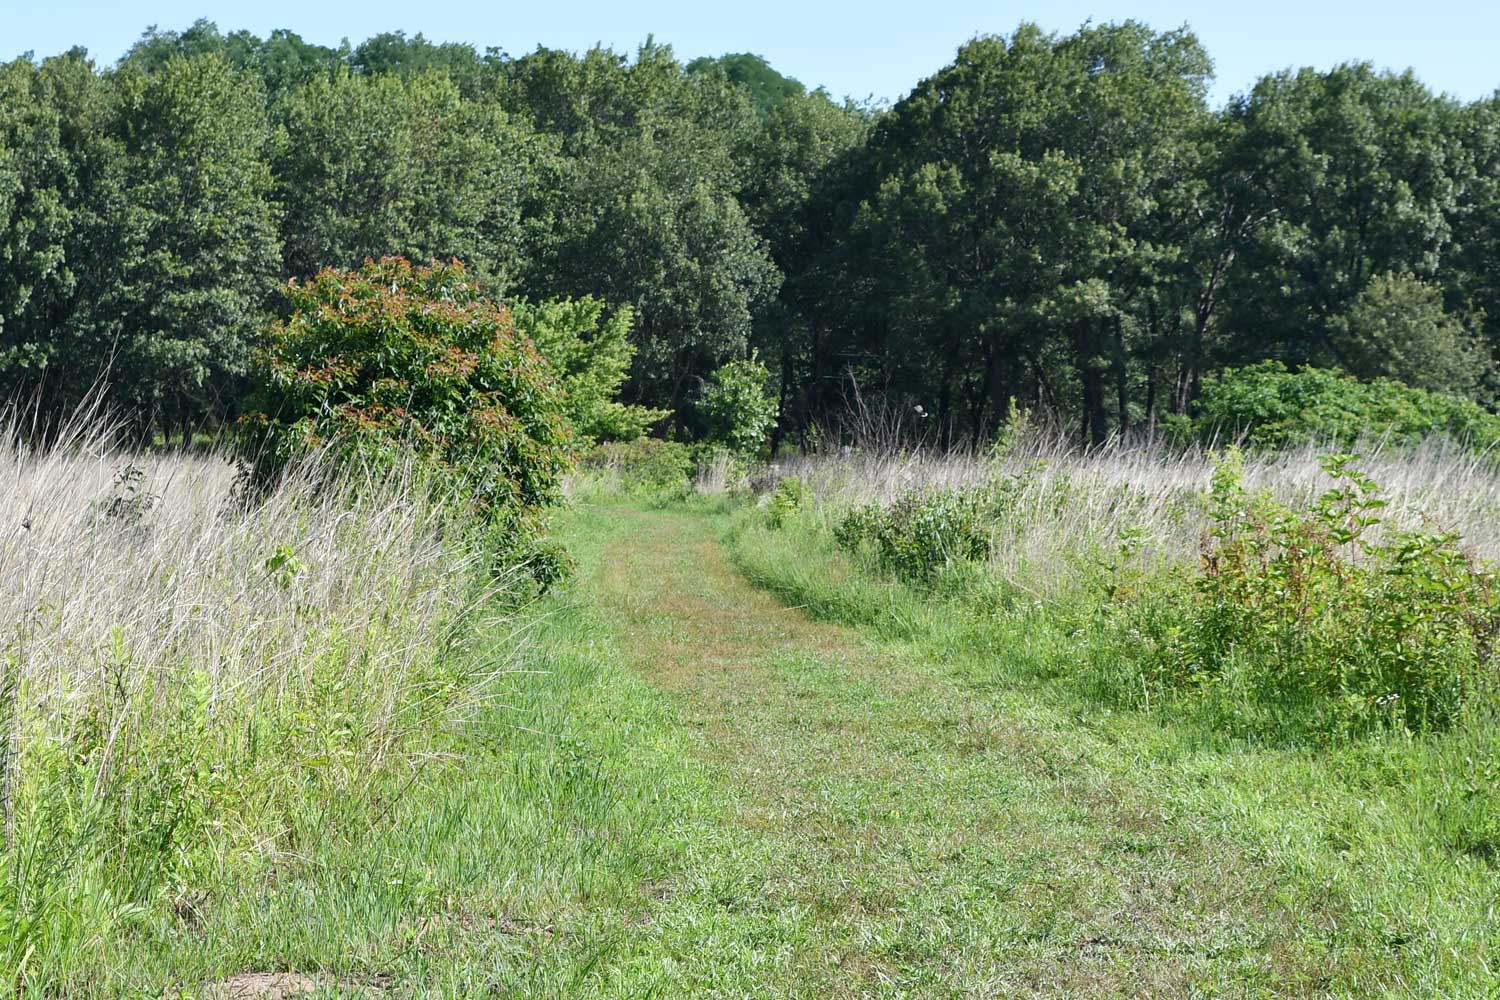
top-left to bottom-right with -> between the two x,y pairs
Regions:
240,257 -> 574,580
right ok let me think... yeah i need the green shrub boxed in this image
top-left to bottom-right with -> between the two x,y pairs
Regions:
832,459 -> 1082,586
697,356 -> 778,459
832,499 -> 884,551
835,485 -> 993,582
1146,451 -> 1500,735
1183,362 -> 1500,451
239,257 -> 574,585
825,448 -> 1500,740
511,297 -> 669,443
583,437 -> 695,497
765,476 -> 807,528
986,397 -> 1036,462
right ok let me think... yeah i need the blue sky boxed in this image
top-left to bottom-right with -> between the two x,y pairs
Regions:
2,1 -> 1494,106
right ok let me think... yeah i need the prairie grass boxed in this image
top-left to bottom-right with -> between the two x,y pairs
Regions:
724,502 -> 1500,995
0,415 -> 506,991
773,432 -> 1500,599
763,427 -> 1500,741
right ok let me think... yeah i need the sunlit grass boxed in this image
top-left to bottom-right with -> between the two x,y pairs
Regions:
729,441 -> 1500,995
0,414 -> 508,992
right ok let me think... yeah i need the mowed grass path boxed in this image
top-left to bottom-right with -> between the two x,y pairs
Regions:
558,504 -> 1335,997
100,500 -> 1487,996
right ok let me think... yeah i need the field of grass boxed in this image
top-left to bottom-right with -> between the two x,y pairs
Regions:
5,425 -> 1500,996
0,425 -> 718,995
728,501 -> 1500,995
0,422 -> 500,992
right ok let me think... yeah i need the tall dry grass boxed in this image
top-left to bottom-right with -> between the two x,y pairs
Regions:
774,429 -> 1500,598
0,413 -> 507,986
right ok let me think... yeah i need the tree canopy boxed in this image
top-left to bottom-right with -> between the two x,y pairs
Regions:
5,20 -> 1500,448
685,52 -> 805,115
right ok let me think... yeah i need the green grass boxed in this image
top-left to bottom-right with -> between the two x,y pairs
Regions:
726,505 -> 1500,996
77,561 -> 713,996
42,496 -> 1500,995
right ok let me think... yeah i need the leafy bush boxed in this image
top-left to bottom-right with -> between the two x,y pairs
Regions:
583,437 -> 695,498
239,257 -> 574,582
835,485 -> 993,582
986,396 -> 1037,463
823,446 -> 1500,739
1145,451 -> 1500,735
832,499 -> 884,551
832,460 -> 1081,586
511,297 -> 668,443
1182,362 -> 1500,451
765,475 -> 807,528
698,356 -> 777,459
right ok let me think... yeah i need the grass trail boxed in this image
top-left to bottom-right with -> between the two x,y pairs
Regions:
125,499 -> 1475,996
561,503 -> 1336,997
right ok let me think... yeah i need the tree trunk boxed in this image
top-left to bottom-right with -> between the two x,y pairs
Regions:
1114,315 -> 1130,438
985,342 -> 1009,435
1076,323 -> 1109,447
1081,364 -> 1109,447
937,367 -> 953,450
768,345 -> 793,458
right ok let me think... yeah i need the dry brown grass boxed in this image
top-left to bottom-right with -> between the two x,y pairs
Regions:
772,431 -> 1500,597
0,421 -> 494,773
0,412 -> 509,984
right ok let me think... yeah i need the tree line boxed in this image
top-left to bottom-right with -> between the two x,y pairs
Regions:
3,18 -> 1499,446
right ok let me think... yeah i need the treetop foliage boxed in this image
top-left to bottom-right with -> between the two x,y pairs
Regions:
5,18 -> 1500,453
685,52 -> 806,115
